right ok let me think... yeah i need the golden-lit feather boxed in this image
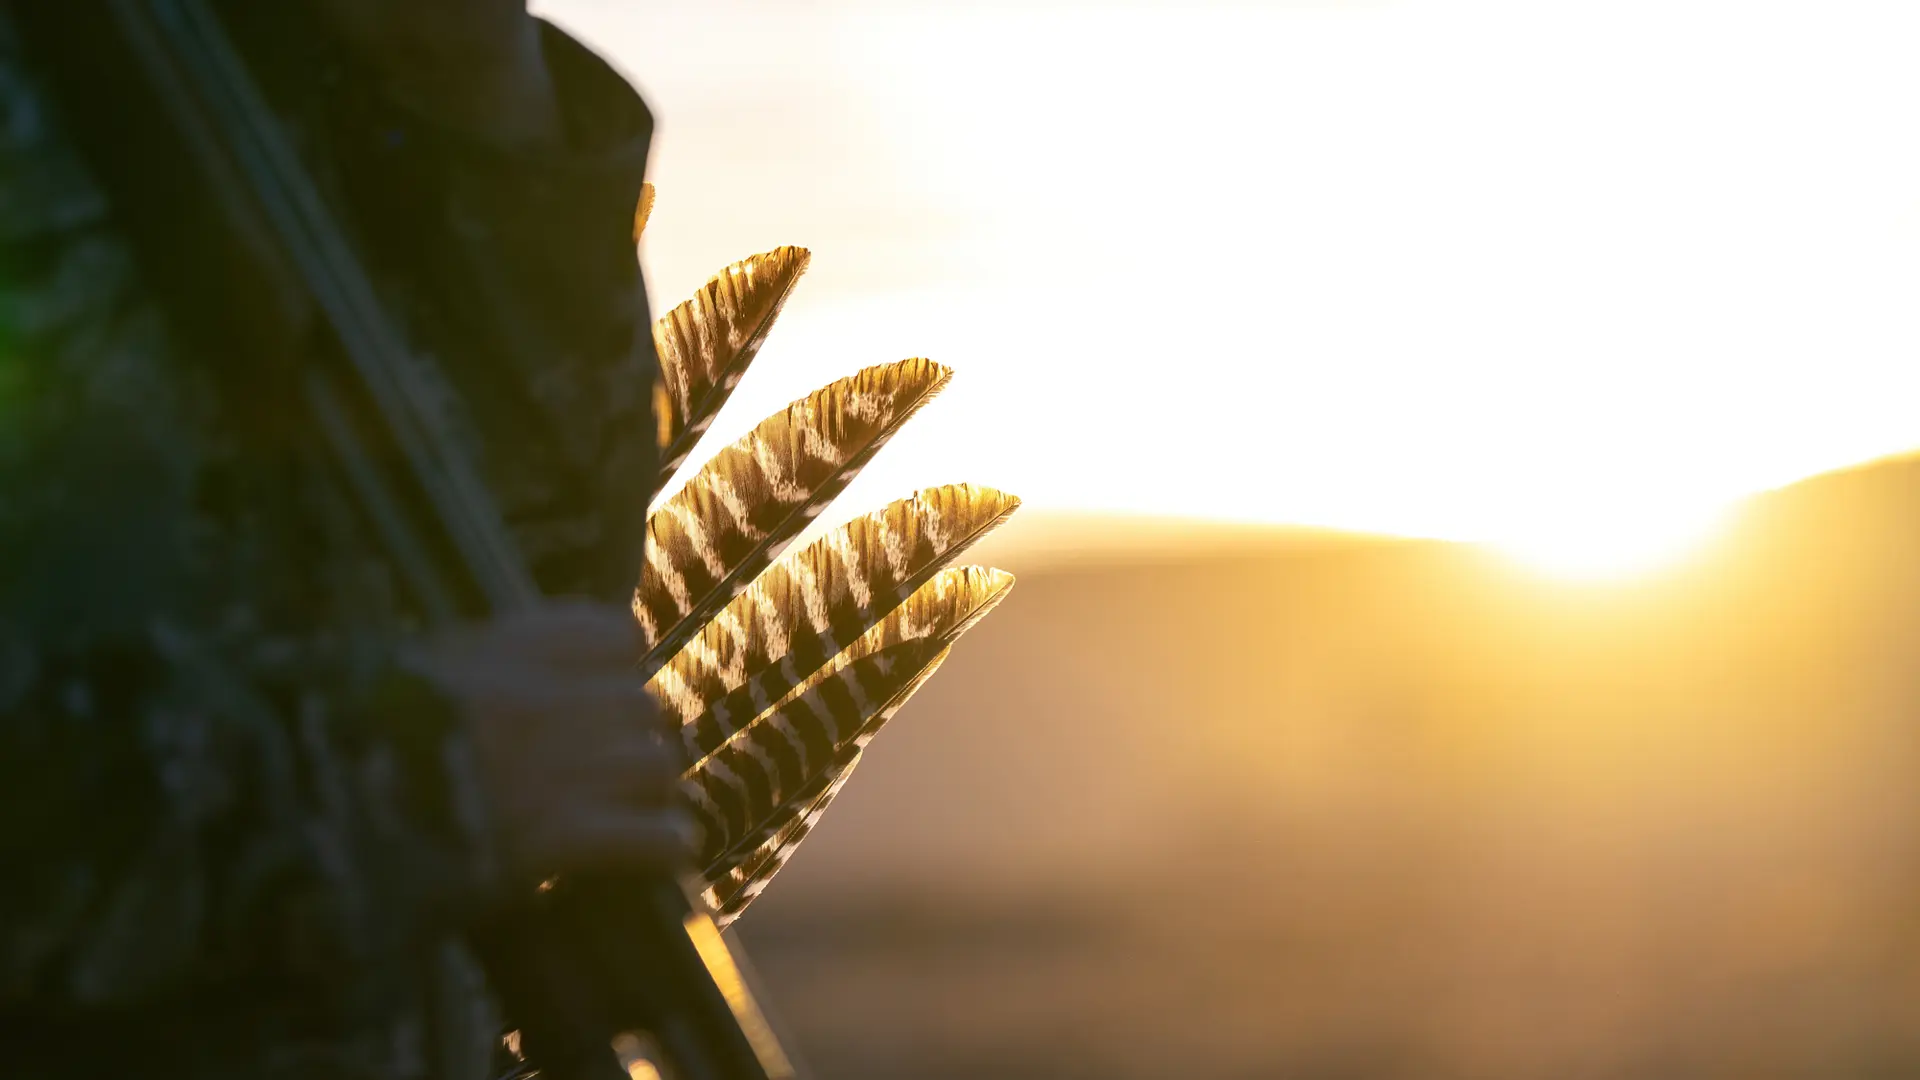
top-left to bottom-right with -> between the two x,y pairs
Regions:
634,359 -> 952,671
706,753 -> 857,924
704,645 -> 957,926
630,193 -> 1019,931
758,566 -> 1007,730
681,638 -> 941,872
650,246 -> 812,485
652,487 -> 1018,764
679,566 -> 1012,884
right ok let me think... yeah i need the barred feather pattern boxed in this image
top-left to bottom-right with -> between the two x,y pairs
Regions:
650,246 -> 812,485
680,638 -> 940,870
705,759 -> 855,925
651,484 -> 1018,761
675,564 -> 1006,899
680,569 -> 1009,857
746,567 -> 1002,777
681,565 -> 1011,766
634,359 -> 952,669
705,645 -> 957,926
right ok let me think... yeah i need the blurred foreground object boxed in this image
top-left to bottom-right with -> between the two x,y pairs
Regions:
1,0 -> 1020,1076
3,0 -> 1014,1071
9,2 -> 796,1076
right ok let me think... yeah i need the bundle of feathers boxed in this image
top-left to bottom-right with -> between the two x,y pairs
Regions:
632,186 -> 1019,927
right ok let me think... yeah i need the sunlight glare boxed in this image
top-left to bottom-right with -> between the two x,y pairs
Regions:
553,0 -> 1920,563
1488,502 -> 1733,581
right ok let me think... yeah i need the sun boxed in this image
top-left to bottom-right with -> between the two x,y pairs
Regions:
1486,502 -> 1733,582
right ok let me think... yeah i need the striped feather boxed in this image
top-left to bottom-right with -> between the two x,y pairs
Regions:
634,359 -> 952,668
705,761 -> 853,925
680,570 -> 1009,848
706,645 -> 957,925
651,246 -> 813,485
680,638 -> 942,872
651,484 -> 1017,756
677,565 -> 1012,767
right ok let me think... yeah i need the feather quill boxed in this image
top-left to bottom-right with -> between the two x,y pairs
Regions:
650,246 -> 812,485
634,359 -> 952,669
653,484 -> 1016,763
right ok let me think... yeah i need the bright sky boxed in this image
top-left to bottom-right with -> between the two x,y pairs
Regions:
540,0 -> 1920,571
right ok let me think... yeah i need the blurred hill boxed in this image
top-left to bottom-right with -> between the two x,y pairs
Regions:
732,453 -> 1920,1080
